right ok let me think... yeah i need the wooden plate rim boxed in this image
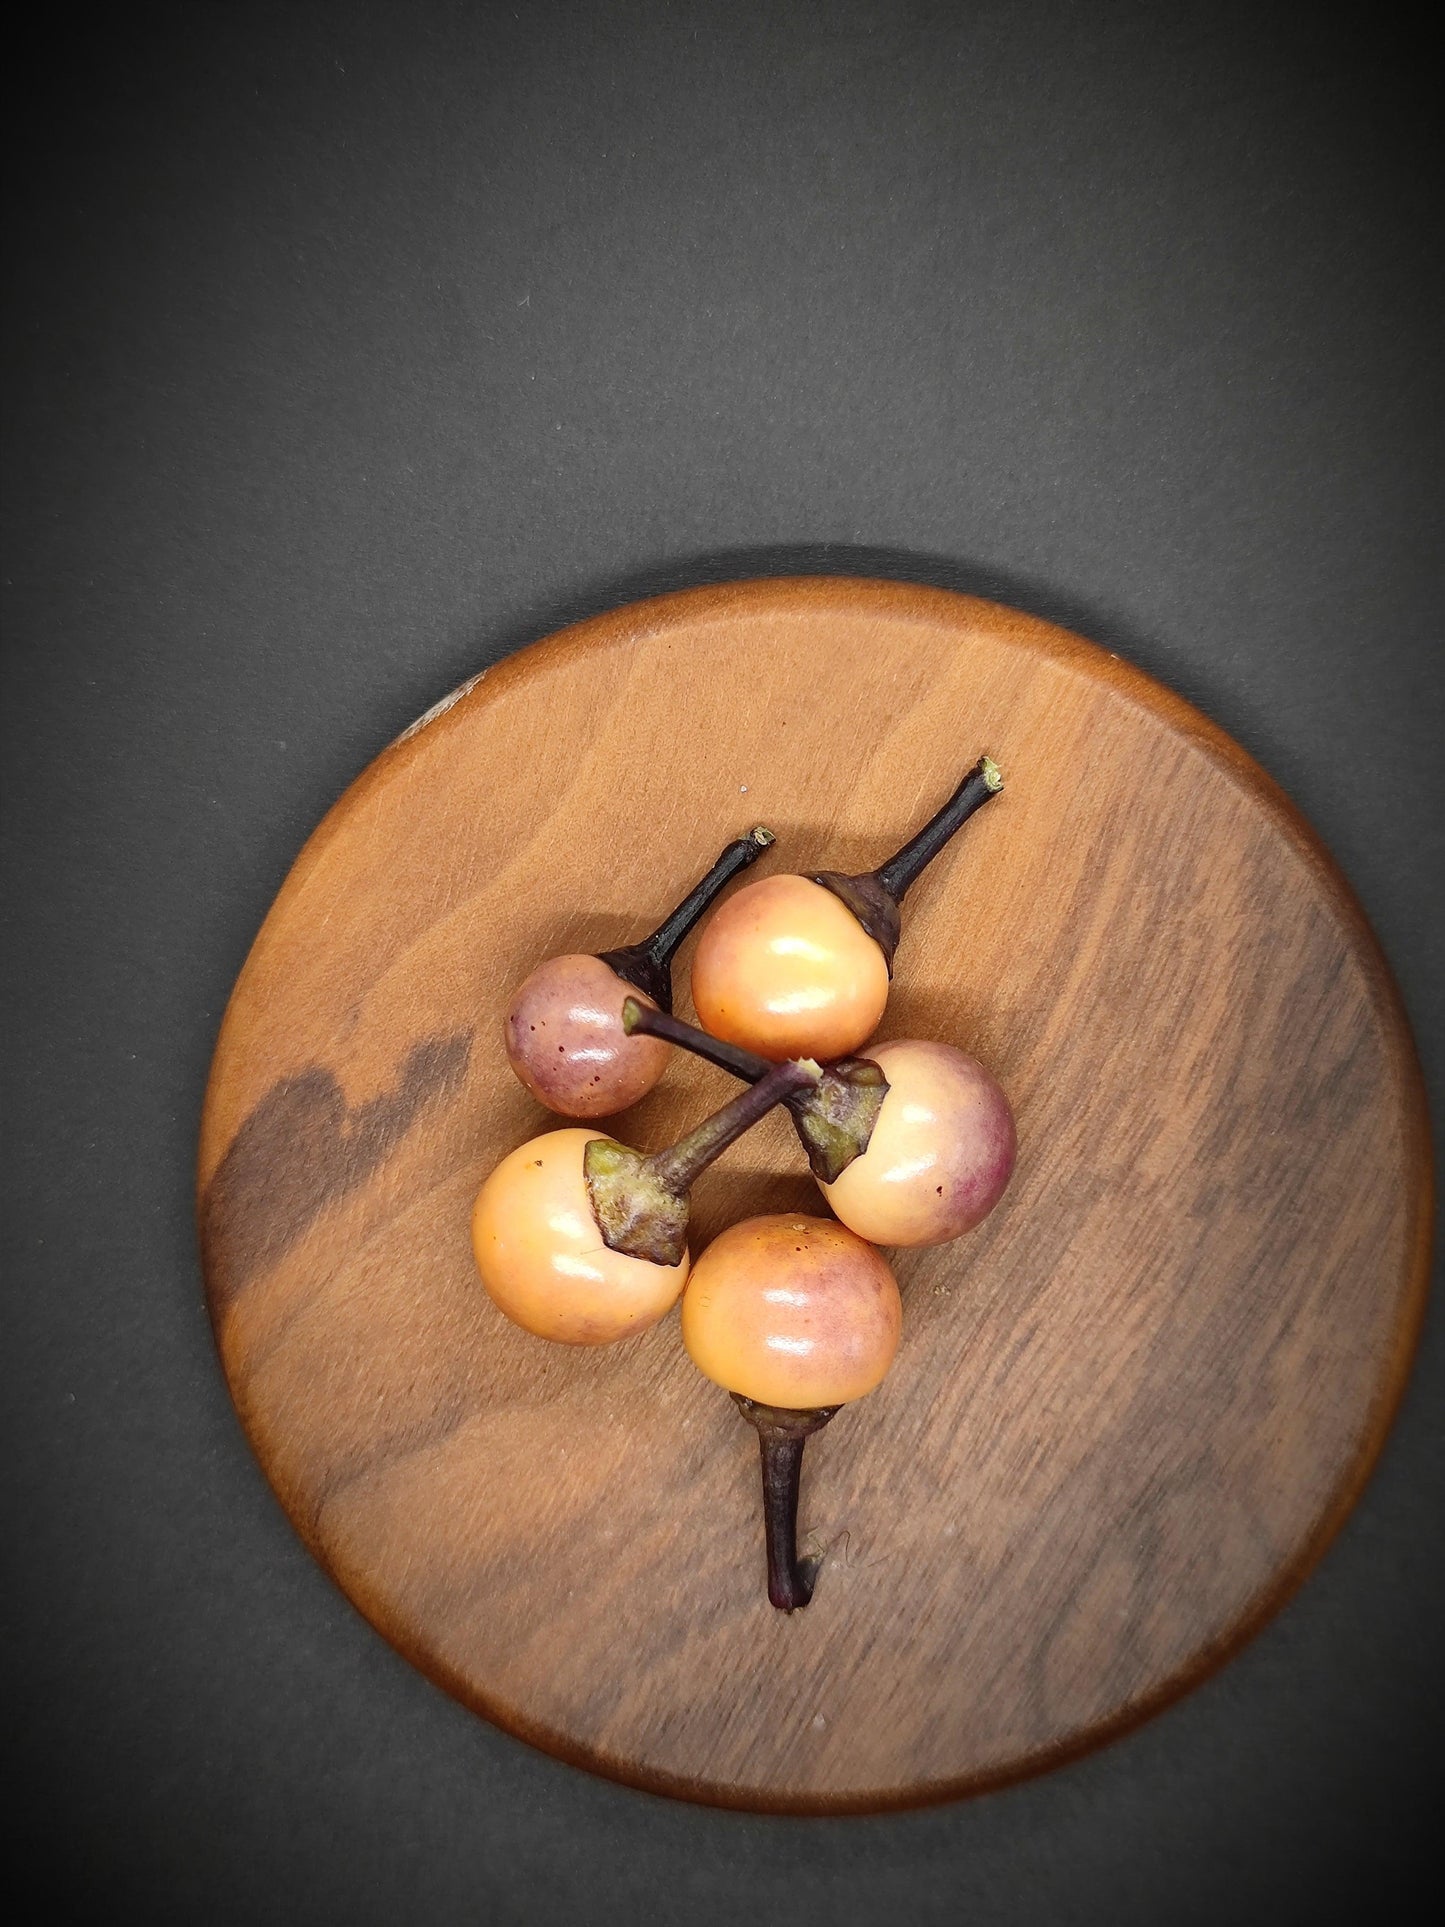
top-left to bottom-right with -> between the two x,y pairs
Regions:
197,575 -> 1435,1812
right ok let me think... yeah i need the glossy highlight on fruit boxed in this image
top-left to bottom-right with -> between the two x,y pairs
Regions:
682,1214 -> 901,1409
506,956 -> 669,1117
690,873 -> 891,1063
471,1128 -> 688,1345
821,1039 -> 1016,1246
690,756 -> 1000,1063
504,826 -> 773,1117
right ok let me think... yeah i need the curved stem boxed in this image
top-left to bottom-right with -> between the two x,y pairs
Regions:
599,826 -> 774,1009
733,1397 -> 838,1611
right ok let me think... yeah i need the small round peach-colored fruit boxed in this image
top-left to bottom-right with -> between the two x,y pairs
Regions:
682,1214 -> 900,1409
821,1039 -> 1015,1246
690,874 -> 891,1063
471,1127 -> 688,1344
505,955 -> 670,1117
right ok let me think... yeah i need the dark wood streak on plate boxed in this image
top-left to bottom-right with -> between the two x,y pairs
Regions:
201,1031 -> 472,1313
197,579 -> 1432,1813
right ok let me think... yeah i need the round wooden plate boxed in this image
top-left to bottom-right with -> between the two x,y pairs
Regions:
199,578 -> 1431,1812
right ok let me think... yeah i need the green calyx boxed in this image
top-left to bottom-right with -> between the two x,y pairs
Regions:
582,1138 -> 691,1268
786,1057 -> 888,1185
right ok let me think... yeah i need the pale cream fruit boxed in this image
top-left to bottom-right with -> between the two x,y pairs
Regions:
690,874 -> 890,1063
682,1214 -> 900,1409
821,1039 -> 1016,1247
471,1128 -> 688,1345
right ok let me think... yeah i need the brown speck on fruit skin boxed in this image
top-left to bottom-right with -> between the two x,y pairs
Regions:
682,1214 -> 901,1409
505,954 -> 669,1117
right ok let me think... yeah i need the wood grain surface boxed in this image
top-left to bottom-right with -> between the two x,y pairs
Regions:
197,578 -> 1432,1811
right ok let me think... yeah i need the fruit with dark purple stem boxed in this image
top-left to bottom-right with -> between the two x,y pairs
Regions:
681,1214 -> 901,1610
471,1058 -> 818,1345
505,826 -> 774,1117
690,756 -> 1001,1061
623,1000 -> 1013,1239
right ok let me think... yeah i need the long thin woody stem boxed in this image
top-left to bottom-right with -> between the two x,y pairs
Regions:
647,1058 -> 819,1195
623,997 -> 770,1081
813,755 -> 1002,970
874,756 -> 1002,904
599,827 -> 773,1008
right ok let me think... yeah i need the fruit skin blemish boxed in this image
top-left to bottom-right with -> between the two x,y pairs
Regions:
503,827 -> 772,1117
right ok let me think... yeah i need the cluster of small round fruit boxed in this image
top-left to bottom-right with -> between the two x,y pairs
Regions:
471,755 -> 1015,1610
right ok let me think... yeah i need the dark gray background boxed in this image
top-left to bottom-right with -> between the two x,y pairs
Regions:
4,2 -> 1441,1920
